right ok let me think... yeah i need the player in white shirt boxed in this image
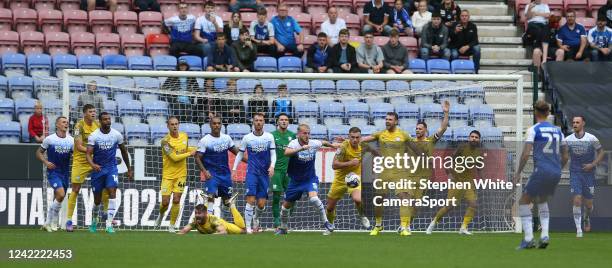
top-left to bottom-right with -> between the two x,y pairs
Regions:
320,7 -> 347,46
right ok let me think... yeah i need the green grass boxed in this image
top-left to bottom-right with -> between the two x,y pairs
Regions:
2,229 -> 611,268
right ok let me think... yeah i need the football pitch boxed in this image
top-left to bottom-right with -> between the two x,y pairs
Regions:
1,229 -> 611,268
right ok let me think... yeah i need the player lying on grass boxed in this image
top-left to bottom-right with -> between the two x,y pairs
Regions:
178,194 -> 245,235
38,117 -> 74,232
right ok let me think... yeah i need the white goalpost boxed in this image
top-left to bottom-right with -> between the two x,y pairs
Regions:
40,70 -> 523,233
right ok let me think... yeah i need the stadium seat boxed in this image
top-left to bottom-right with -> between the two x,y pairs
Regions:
344,13 -> 361,36
20,31 -> 45,55
114,11 -> 138,35
153,55 -> 177,70
360,124 -> 378,136
336,80 -> 361,93
135,77 -> 160,90
370,102 -> 394,128
254,56 -> 278,72
27,53 -> 52,77
589,0 -> 607,17
13,8 -> 38,33
0,76 -> 8,96
128,56 -> 153,70
548,0 -> 564,14
178,55 -> 203,71
449,104 -> 469,127
109,76 -> 134,89
0,121 -> 20,144
139,11 -> 163,36
362,80 -> 386,92
345,101 -> 369,126
0,98 -> 14,122
95,33 -> 121,56
410,81 -> 434,104
226,123 -> 250,140
236,78 -> 259,93
327,124 -> 350,141
103,54 -> 128,70
82,76 -> 110,95
146,34 -> 170,57
469,104 -> 494,128
295,101 -> 319,126
117,99 -> 143,125
35,77 -> 60,99
179,123 -> 200,146
565,0 -> 589,17
453,126 -> 476,141
451,59 -> 475,74
64,10 -> 88,34
480,126 -> 503,144
121,33 -> 146,57
143,100 -> 168,126
287,124 -> 298,133
576,17 -> 596,30
293,13 -> 312,34
396,103 -> 420,128
70,32 -> 95,56
400,37 -> 419,58
113,122 -> 125,134
408,58 -> 427,74
77,54 -> 103,69
420,103 -> 444,127
461,85 -> 485,105
103,99 -> 116,115
58,0 -> 81,11
2,53 -> 27,77
201,123 -> 226,135
139,92 -> 159,102
33,0 -> 56,11
320,101 -> 345,126
9,75 -> 34,99
89,10 -> 113,34
44,32 -> 70,56
278,56 -> 302,72
302,35 -> 317,51
311,80 -> 336,94
387,80 -> 410,92
150,123 -> 167,145
0,9 -> 12,32
285,79 -> 310,94
427,59 -> 451,74
0,31 -> 20,56
373,36 -> 389,47
312,13 -> 327,33
263,123 -> 276,133
260,79 -> 283,93
38,9 -> 62,33
14,97 -> 36,121
213,78 -> 228,91
309,124 -> 328,140
40,97 -> 61,116
125,123 -> 150,145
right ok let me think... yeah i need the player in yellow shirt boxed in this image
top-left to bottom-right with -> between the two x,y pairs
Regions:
154,117 -> 197,233
426,130 -> 483,235
325,127 -> 379,235
178,194 -> 245,235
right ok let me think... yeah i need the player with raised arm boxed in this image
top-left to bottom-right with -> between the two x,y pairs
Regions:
154,117 -> 197,233
565,116 -> 604,237
232,113 -> 276,234
271,113 -> 296,229
276,124 -> 340,235
195,116 -> 242,218
514,100 -> 568,249
177,194 -> 245,235
426,130 -> 483,235
325,127 -> 377,235
37,117 -> 74,232
86,112 -> 133,233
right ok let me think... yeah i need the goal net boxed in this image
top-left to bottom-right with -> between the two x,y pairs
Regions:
41,70 -> 524,233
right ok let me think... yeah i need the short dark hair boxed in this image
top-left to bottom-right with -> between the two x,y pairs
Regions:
349,127 -> 361,134
257,7 -> 267,16
276,113 -> 290,121
253,84 -> 264,93
386,112 -> 399,121
317,32 -> 328,38
566,9 -> 576,16
195,204 -> 207,212
216,33 -> 225,39
210,115 -> 222,124
597,16 -> 607,22
82,104 -> 95,113
205,1 -> 214,7
339,28 -> 350,36
389,28 -> 399,37
469,130 -> 481,138
573,115 -> 586,122
55,116 -> 67,123
240,27 -> 249,35
417,120 -> 428,129
534,100 -> 550,115
432,11 -> 441,18
98,111 -> 111,120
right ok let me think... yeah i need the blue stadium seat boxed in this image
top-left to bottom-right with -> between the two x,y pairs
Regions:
345,101 -> 369,126
14,98 -> 36,122
320,101 -> 345,126
396,103 -> 419,128
449,104 -> 469,127
103,99 -> 117,116
411,81 -> 434,104
82,76 -> 111,96
427,59 -> 451,74
77,55 -> 103,69
227,123 -> 250,140
179,123 -> 201,146
387,80 -> 410,92
408,58 -> 426,74
142,100 -> 168,125
52,54 -> 77,76
0,76 -> 8,95
263,123 -> 276,133
286,79 -> 310,93
117,99 -> 143,125
134,77 -> 160,90
461,85 -> 485,105
278,56 -> 302,72
469,104 -> 495,128
360,125 -> 378,136
103,54 -> 128,70
40,98 -> 62,115
451,59 -> 475,74
34,78 -> 60,99
420,103 -> 444,127
2,53 -> 27,77
115,93 -> 134,102
311,80 -> 336,94
362,80 -> 386,92
309,124 -> 328,140
453,126 -> 476,141
237,78 -> 259,93
260,79 -> 283,93
426,122 -> 453,142
27,54 -> 52,77
295,101 -> 319,126
109,76 -> 135,89
327,124 -> 350,140
214,78 -> 228,92
153,55 -> 177,70
150,123 -> 167,145
128,56 -> 153,70
336,80 -> 360,93
112,122 -> 125,134
125,123 -> 150,145
480,126 -> 503,144
0,121 -> 20,144
370,102 -> 394,128
201,124 -> 226,135
178,55 -> 203,71
287,124 -> 298,133
8,76 -> 34,99
254,56 -> 277,72
0,98 -> 14,122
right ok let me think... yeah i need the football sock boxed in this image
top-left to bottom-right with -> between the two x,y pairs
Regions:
255,206 -> 265,227
92,203 -> 100,222
519,204 -> 533,241
159,200 -> 169,217
538,202 -> 550,238
434,207 -> 449,223
245,203 -> 254,230
46,199 -> 61,225
272,192 -> 282,227
280,206 -> 290,229
399,205 -> 411,228
462,207 -> 475,229
170,203 -> 180,226
106,198 -> 117,227
67,191 -> 77,220
326,208 -> 336,224
355,202 -> 365,217
585,205 -> 593,220
573,206 -> 582,232
309,196 -> 328,223
102,190 -> 110,211
374,206 -> 383,227
230,206 -> 245,229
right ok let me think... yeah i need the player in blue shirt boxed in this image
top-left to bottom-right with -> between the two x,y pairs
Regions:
196,116 -> 243,217
270,3 -> 304,56
86,112 -> 133,234
565,116 -> 604,237
514,100 -> 568,249
587,16 -> 612,61
37,116 -> 74,232
232,113 -> 276,234
275,124 -> 340,235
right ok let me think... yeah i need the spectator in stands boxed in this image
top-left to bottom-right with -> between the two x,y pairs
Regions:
77,81 -> 104,112
357,32 -> 385,74
402,0 -> 417,14
412,0 -> 432,35
420,11 -> 451,60
389,0 -> 414,35
232,28 -> 258,71
196,79 -> 222,124
224,12 -> 244,46
250,8 -> 277,57
271,3 -> 305,56
221,80 -> 246,124
162,60 -> 199,123
382,29 -> 411,74
305,32 -> 330,73
207,34 -> 239,72
533,14 -> 561,71
164,3 -> 201,57
229,0 -> 264,13
194,1 -> 224,57
272,84 -> 293,121
135,0 -> 160,12
449,10 -> 481,73
328,29 -> 360,73
598,0 -> 612,28
439,0 -> 461,28
320,7 -> 347,46
248,84 -> 269,122
523,0 -> 550,62
28,102 -> 48,143
588,16 -> 612,61
82,0 -> 117,12
555,10 -> 588,61
363,0 -> 393,36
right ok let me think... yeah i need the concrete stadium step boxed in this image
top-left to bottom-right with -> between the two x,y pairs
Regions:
481,47 -> 525,59
495,114 -> 533,129
458,3 -> 508,16
471,15 -> 514,24
478,69 -> 533,82
477,25 -> 519,37
480,59 -> 532,69
479,37 -> 522,48
486,91 -> 542,106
